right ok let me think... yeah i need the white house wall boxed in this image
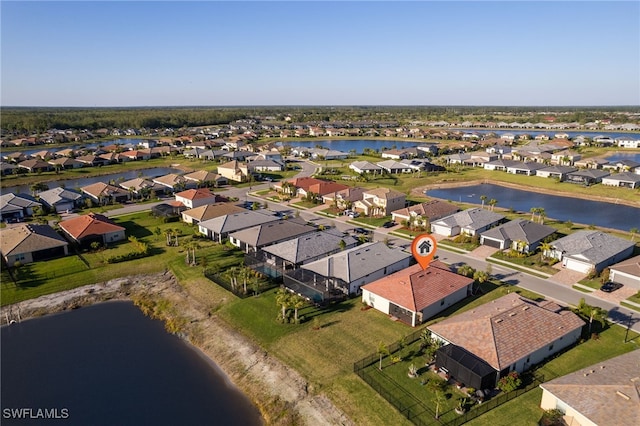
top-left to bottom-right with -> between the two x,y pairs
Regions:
609,270 -> 640,290
540,391 -> 597,426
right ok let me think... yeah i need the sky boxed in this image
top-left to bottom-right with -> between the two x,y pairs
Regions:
1,1 -> 639,107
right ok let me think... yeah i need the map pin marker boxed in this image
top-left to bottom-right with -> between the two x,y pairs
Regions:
411,233 -> 437,270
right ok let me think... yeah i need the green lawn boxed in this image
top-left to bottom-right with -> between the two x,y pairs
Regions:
489,252 -> 558,276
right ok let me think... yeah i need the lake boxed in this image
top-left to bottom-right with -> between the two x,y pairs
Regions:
450,129 -> 640,140
280,139 -> 427,154
426,183 -> 640,231
5,167 -> 182,195
0,301 -> 263,426
605,152 -> 640,163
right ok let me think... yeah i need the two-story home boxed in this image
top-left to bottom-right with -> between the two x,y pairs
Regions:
353,188 -> 406,217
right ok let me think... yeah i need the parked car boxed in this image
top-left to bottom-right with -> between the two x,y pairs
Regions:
382,221 -> 396,228
600,282 -> 623,293
352,227 -> 370,235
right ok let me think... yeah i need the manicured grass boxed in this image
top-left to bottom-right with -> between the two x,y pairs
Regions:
352,215 -> 393,227
489,252 -> 558,276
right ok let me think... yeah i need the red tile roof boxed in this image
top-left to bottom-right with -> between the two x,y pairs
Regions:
59,213 -> 125,240
362,262 -> 473,311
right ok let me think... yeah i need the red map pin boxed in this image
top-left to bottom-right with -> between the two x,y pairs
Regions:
411,234 -> 437,270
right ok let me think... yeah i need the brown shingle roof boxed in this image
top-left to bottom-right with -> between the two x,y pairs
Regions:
392,200 -> 460,221
58,213 -> 125,240
182,203 -> 244,222
429,293 -> 584,370
610,254 -> 640,278
0,224 -> 68,256
175,188 -> 215,201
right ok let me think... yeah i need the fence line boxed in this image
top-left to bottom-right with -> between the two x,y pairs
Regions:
354,341 -> 545,426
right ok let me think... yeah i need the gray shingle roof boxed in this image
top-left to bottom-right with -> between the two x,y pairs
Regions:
262,232 -> 357,264
301,242 -> 412,283
1,224 -> 68,256
551,230 -> 635,265
435,208 -> 505,232
36,187 -> 83,208
198,211 -> 278,235
228,220 -> 317,247
480,220 -> 555,244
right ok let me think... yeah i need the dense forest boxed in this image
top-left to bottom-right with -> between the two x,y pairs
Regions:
1,106 -> 638,133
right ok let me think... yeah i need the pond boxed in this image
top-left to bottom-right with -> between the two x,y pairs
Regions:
280,139 -> 428,154
426,183 -> 640,231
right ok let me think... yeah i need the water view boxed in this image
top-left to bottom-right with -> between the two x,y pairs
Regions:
280,139 -> 425,154
604,152 -> 640,163
0,301 -> 263,426
5,167 -> 182,195
450,129 -> 640,140
426,183 -> 640,231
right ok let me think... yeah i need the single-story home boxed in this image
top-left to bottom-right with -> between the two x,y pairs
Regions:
284,242 -> 413,301
361,262 -> 474,327
431,208 -> 506,237
37,187 -> 84,213
183,170 -> 228,187
483,159 -> 522,172
601,172 -> 640,189
429,293 -> 584,390
539,350 -> 640,426
247,159 -> 284,172
152,173 -> 196,191
349,161 -> 383,174
81,182 -> 129,205
506,162 -> 547,176
545,230 -> 635,274
228,219 -> 317,254
376,160 -> 413,174
565,170 -> 610,186
608,255 -> 640,291
480,220 -> 556,253
119,178 -> 168,197
391,200 -> 460,228
535,165 -> 577,181
181,202 -> 245,225
59,213 -> 126,248
198,211 -> 279,243
1,224 -> 69,266
17,159 -> 52,173
0,193 -> 42,220
48,157 -> 83,170
259,231 -> 358,278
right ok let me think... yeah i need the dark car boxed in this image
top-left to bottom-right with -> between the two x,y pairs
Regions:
382,221 -> 396,228
352,227 -> 370,235
600,282 -> 623,293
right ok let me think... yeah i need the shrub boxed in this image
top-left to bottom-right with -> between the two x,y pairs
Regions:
106,251 -> 151,264
497,371 -> 522,393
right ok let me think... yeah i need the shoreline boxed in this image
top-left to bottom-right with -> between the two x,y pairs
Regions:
417,178 -> 640,209
0,273 -> 352,426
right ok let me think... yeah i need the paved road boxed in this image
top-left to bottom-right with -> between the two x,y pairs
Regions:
100,161 -> 640,334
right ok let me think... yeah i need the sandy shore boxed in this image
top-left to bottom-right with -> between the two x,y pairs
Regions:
0,273 -> 352,426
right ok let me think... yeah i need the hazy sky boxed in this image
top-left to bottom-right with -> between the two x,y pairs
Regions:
2,1 -> 639,107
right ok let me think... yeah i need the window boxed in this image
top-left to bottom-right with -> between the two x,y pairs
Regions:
548,344 -> 554,351
440,299 -> 445,306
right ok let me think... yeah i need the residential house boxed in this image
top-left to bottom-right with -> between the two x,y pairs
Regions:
551,150 -> 581,165
247,159 -> 284,172
152,173 -> 195,192
608,255 -> 640,291
601,172 -> 640,189
535,165 -> 577,181
37,187 -> 84,213
217,160 -> 251,182
59,213 -> 126,248
174,188 -> 219,209
75,155 -> 110,167
603,160 -> 640,173
181,202 -> 245,225
574,157 -> 608,169
17,159 -> 52,173
361,262 -> 474,327
297,181 -> 350,201
391,200 -> 460,229
308,148 -> 348,160
479,220 -> 556,252
0,193 -> 42,220
483,159 -> 522,172
321,187 -> 367,210
198,211 -> 279,243
429,293 -> 584,390
80,182 -> 129,205
565,169 -> 610,186
119,178 -> 167,198
48,157 -> 83,170
119,150 -> 151,161
229,219 -> 317,254
431,208 -> 506,237
353,188 -> 406,217
0,162 -> 17,176
283,242 -> 413,301
376,160 -> 414,174
259,231 -> 358,279
616,137 -> 640,149
349,161 -> 383,174
545,230 -> 635,274
539,350 -> 640,426
183,170 -> 228,187
1,224 -> 69,266
506,162 -> 546,176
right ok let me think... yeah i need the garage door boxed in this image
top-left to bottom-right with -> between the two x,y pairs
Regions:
482,237 -> 503,249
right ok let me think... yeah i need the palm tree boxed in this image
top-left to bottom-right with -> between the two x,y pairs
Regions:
538,208 -> 547,225
292,294 -> 306,323
275,287 -> 292,322
473,270 -> 490,284
480,195 -> 487,209
530,207 -> 540,221
488,198 -> 498,211
457,264 -> 476,278
539,242 -> 553,260
630,227 -> 638,241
